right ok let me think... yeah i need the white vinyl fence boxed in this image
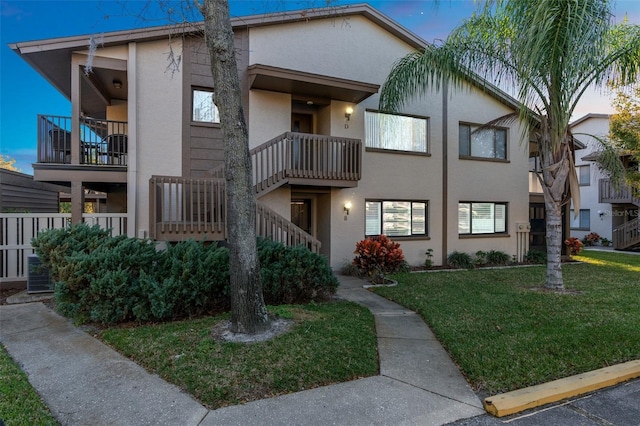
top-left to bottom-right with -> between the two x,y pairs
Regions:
0,213 -> 127,282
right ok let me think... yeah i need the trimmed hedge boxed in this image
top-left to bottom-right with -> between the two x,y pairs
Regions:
258,238 -> 338,304
32,224 -> 338,324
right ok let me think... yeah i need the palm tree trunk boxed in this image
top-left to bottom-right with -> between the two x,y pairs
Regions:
544,195 -> 564,290
200,0 -> 269,334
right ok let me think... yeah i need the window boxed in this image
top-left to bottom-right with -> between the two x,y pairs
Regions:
578,165 -> 590,186
458,202 -> 507,235
192,89 -> 220,123
459,123 -> 507,159
365,200 -> 427,237
570,209 -> 590,230
529,156 -> 542,172
365,111 -> 427,153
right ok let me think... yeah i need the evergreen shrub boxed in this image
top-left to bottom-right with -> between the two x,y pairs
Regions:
32,225 -> 339,324
258,238 -> 338,304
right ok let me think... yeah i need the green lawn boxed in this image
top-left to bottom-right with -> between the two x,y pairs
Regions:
100,301 -> 378,409
373,250 -> 640,395
0,344 -> 58,425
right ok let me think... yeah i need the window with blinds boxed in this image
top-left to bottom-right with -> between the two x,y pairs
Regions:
365,111 -> 428,153
458,202 -> 508,235
366,200 -> 427,237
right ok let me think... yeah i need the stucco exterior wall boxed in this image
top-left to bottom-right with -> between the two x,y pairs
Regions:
445,85 -> 530,258
249,16 -> 446,268
133,39 -> 183,235
248,90 -> 291,149
247,14 -> 529,268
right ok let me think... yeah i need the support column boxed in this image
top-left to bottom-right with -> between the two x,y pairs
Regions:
71,181 -> 85,225
127,42 -> 138,239
71,55 -> 83,165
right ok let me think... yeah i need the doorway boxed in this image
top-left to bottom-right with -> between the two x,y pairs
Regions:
291,199 -> 312,234
292,113 -> 313,133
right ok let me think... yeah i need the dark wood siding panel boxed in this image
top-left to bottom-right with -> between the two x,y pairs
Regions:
183,30 -> 250,178
191,147 -> 224,161
0,170 -> 64,212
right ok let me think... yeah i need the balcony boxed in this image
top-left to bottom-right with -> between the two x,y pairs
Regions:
37,115 -> 128,166
599,178 -> 640,206
251,132 -> 361,195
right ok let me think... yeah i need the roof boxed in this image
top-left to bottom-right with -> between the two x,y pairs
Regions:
8,3 -> 523,114
570,113 -> 611,128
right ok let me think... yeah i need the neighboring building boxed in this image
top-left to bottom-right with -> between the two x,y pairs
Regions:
0,169 -> 68,213
569,114 -> 614,242
571,113 -> 640,250
9,4 -> 533,267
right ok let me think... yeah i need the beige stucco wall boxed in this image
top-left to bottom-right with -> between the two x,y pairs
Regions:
248,90 -> 290,149
446,85 -> 530,257
80,45 -> 129,61
106,100 -> 128,125
259,187 -> 291,220
242,13 -> 526,268
133,39 -> 183,235
249,16 -> 448,268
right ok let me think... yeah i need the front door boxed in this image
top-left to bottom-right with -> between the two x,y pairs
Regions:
529,203 -> 546,252
291,113 -> 312,133
291,199 -> 312,234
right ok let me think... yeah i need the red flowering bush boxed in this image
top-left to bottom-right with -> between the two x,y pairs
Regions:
582,232 -> 601,246
564,237 -> 583,255
353,235 -> 404,283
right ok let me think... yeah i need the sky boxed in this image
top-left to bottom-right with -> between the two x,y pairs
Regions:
2,0 -> 640,174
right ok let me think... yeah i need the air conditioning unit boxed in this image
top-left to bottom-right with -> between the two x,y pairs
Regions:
27,254 -> 54,294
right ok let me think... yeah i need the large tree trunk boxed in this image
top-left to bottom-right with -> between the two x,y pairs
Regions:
540,135 -> 573,291
199,0 -> 269,334
543,194 -> 564,290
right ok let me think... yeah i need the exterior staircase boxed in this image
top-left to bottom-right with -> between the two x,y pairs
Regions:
149,132 -> 362,252
599,178 -> 640,250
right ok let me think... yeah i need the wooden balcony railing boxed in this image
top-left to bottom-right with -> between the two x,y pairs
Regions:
149,175 -> 320,252
599,178 -> 640,206
149,176 -> 226,242
613,217 -> 640,250
251,132 -> 361,195
37,115 -> 128,166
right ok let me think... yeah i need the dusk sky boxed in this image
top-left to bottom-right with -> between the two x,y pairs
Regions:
2,0 -> 640,174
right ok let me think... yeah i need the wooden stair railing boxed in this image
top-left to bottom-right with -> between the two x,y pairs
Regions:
149,175 -> 320,252
613,217 -> 640,250
256,201 -> 321,253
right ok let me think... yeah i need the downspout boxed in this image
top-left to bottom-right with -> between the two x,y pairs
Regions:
442,80 -> 449,266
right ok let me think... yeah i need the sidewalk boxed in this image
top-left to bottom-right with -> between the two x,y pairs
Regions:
0,275 -> 484,425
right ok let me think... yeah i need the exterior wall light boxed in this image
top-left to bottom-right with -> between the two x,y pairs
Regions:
344,201 -> 352,215
345,106 -> 354,121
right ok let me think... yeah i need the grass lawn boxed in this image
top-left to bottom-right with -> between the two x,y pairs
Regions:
373,250 -> 640,396
0,344 -> 58,425
100,301 -> 377,409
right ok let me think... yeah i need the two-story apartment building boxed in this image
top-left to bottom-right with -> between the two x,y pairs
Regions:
9,4 -> 532,268
571,113 -> 640,250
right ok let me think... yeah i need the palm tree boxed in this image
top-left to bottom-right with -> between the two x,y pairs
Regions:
380,0 -> 640,290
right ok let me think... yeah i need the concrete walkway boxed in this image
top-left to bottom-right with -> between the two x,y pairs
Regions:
0,275 -> 484,425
